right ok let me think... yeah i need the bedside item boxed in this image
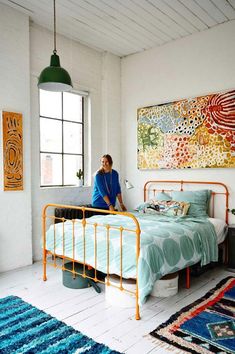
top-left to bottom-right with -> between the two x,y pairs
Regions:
62,262 -> 101,293
228,225 -> 235,272
151,273 -> 179,297
105,275 -> 136,308
124,179 -> 134,189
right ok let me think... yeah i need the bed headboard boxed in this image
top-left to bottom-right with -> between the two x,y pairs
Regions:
144,180 -> 229,223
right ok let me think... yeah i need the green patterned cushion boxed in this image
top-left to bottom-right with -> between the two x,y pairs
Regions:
155,192 -> 172,201
171,190 -> 211,218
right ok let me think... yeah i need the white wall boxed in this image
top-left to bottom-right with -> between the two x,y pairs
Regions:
30,25 -> 121,261
101,52 -> 121,172
121,20 -> 235,224
0,4 -> 121,270
0,4 -> 32,272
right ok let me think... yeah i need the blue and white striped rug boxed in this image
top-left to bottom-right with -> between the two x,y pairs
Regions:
0,295 -> 121,353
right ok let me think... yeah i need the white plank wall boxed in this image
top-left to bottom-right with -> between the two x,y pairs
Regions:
0,262 -> 233,353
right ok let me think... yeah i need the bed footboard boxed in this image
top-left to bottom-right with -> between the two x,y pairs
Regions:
42,204 -> 141,320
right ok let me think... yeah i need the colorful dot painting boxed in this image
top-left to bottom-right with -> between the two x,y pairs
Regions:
137,89 -> 235,169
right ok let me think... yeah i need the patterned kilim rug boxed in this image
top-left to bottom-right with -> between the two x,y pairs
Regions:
150,276 -> 235,354
0,295 -> 121,353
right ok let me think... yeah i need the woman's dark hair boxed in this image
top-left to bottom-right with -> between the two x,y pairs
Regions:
97,154 -> 113,174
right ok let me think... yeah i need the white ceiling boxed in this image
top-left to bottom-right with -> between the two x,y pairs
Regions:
1,0 -> 235,57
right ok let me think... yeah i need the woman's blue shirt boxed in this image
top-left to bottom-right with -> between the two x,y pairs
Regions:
92,169 -> 121,209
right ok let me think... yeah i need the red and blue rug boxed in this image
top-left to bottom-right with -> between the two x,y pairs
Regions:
150,276 -> 235,353
0,295 -> 121,353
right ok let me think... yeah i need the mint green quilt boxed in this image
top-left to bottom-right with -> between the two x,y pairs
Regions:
45,213 -> 218,305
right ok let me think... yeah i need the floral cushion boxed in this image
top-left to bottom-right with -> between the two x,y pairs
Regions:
136,200 -> 190,216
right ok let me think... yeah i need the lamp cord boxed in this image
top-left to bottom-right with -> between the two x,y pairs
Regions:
53,0 -> 57,54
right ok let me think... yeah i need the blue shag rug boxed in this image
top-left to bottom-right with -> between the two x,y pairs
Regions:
0,295 -> 121,353
150,276 -> 235,353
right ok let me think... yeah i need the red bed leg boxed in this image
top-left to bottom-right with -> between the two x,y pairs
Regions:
186,267 -> 190,289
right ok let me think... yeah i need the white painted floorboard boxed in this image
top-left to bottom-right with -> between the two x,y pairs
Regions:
0,262 -> 233,354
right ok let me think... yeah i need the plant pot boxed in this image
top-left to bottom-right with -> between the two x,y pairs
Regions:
77,179 -> 83,187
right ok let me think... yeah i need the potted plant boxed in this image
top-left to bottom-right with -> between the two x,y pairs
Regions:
76,169 -> 84,187
228,209 -> 235,215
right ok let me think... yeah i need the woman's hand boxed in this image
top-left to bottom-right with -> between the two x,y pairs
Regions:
120,203 -> 127,212
109,205 -> 115,211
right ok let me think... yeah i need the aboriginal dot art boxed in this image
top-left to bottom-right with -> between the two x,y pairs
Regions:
137,89 -> 235,169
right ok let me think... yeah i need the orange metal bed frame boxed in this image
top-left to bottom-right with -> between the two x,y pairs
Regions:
42,206 -> 141,319
42,180 -> 229,320
144,180 -> 229,290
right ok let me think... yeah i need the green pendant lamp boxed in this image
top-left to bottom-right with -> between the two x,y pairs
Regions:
38,0 -> 73,92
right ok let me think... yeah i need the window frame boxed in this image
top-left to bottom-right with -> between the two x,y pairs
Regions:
39,90 -> 85,187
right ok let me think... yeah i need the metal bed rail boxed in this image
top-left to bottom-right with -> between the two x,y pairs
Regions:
42,204 -> 141,320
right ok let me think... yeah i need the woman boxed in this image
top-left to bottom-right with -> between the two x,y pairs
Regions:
92,154 -> 127,211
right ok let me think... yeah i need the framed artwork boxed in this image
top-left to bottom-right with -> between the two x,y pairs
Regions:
2,111 -> 23,190
137,89 -> 235,169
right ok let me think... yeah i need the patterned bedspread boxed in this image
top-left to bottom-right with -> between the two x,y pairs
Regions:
45,213 -> 218,305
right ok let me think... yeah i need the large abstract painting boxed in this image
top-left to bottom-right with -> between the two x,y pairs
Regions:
137,89 -> 235,169
2,111 -> 23,190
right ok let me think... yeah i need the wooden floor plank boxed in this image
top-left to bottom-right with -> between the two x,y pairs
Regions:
0,262 -> 233,354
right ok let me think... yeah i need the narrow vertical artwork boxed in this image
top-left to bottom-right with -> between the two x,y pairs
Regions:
137,89 -> 235,169
2,111 -> 23,190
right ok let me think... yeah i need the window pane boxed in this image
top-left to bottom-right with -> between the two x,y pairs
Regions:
64,155 -> 82,185
39,90 -> 85,188
40,153 -> 62,186
40,118 -> 62,153
63,122 -> 82,154
40,90 -> 62,119
63,92 -> 82,122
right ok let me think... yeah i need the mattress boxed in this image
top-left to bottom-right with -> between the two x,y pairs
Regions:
208,218 -> 228,244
